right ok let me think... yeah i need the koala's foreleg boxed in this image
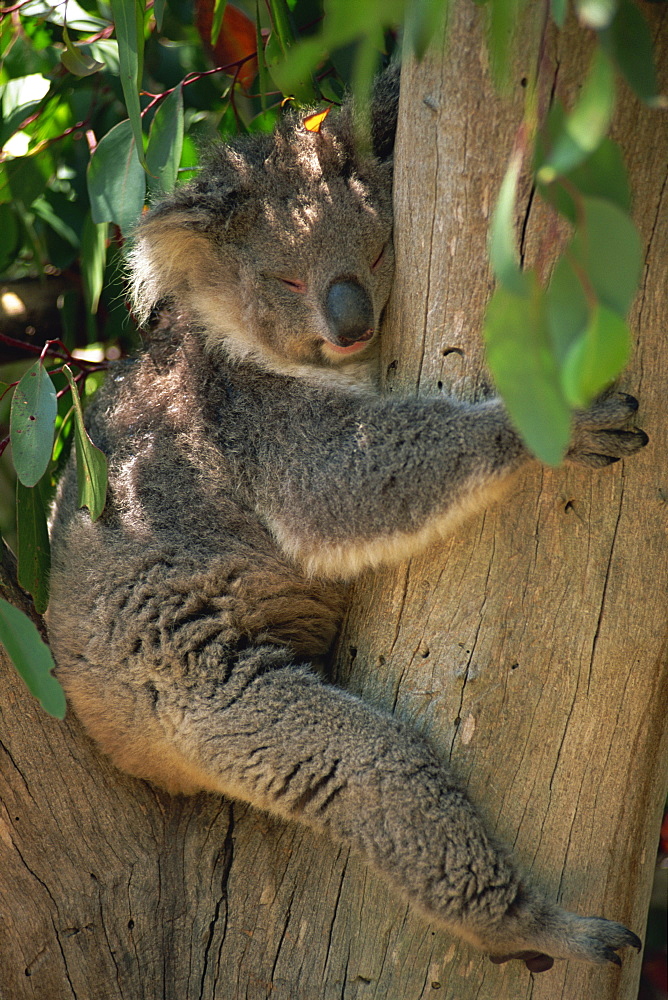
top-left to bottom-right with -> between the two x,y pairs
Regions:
250,390 -> 647,580
134,644 -> 640,970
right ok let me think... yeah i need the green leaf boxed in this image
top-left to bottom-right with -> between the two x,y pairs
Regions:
570,196 -> 642,316
81,213 -> 108,315
489,148 -> 530,296
256,0 -> 269,111
109,0 -> 147,167
546,255 -> 589,364
16,478 -> 51,615
0,598 -> 66,719
600,0 -> 663,107
32,195 -> 80,247
87,119 -> 146,236
550,0 -> 568,28
487,0 -> 526,89
153,0 -> 165,30
2,156 -> 50,207
10,360 -> 57,488
0,203 -> 19,271
88,39 -> 121,75
211,0 -> 226,45
575,0 -> 618,28
538,47 -> 615,181
27,0 -> 108,31
63,366 -> 108,521
268,0 -> 296,55
61,22 -> 105,76
485,278 -> 571,466
539,137 -> 630,224
146,85 -> 184,196
561,304 -> 631,408
405,0 -> 449,58
1,73 -> 50,118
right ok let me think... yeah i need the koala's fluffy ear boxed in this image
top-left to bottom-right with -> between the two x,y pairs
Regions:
330,61 -> 400,162
370,61 -> 400,160
127,140 -> 268,324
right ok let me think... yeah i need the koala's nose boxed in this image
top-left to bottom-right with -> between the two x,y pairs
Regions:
324,280 -> 375,347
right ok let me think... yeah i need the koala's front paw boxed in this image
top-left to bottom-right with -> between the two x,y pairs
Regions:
568,392 -> 648,468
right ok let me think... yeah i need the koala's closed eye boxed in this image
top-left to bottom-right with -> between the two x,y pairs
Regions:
371,245 -> 387,270
278,277 -> 307,293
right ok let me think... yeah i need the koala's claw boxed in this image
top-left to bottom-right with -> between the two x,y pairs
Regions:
568,392 -> 648,467
490,951 -> 555,973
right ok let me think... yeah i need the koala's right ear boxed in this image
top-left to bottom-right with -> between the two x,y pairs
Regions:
370,61 -> 401,161
127,151 -> 262,325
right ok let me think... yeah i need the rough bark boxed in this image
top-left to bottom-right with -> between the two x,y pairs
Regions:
338,5 -> 668,1000
0,5 -> 666,1000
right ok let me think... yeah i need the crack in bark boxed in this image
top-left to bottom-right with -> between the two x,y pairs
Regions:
268,890 -> 294,992
587,481 -> 624,697
0,738 -> 37,802
50,917 -> 79,1000
390,565 -> 411,713
199,801 -> 235,1000
98,898 -> 124,999
323,849 -> 349,980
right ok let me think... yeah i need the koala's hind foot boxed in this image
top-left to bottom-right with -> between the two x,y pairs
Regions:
471,887 -> 642,973
568,392 -> 648,467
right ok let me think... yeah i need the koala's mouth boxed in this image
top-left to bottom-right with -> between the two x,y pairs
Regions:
324,334 -> 374,357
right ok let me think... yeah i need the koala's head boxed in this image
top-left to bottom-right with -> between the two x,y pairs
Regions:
129,68 -> 399,374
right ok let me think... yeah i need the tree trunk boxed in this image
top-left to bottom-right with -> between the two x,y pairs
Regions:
0,5 -> 666,1000
338,5 -> 668,1000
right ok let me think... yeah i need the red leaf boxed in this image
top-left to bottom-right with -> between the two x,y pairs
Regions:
194,1 -> 261,92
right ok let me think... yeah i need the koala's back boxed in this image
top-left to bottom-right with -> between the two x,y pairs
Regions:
47,327 -> 346,792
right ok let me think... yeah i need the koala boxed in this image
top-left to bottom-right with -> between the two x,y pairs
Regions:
46,65 -> 646,973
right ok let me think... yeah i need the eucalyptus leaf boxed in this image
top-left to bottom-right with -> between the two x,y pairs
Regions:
146,85 -> 184,196
489,149 -> 530,297
404,0 -> 449,58
0,203 -> 19,271
81,213 -> 108,315
484,279 -> 571,466
570,196 -> 642,316
63,366 -> 108,521
153,0 -> 165,31
539,47 -> 615,180
32,196 -> 80,246
538,137 -> 630,224
561,304 -> 631,408
10,360 -> 57,488
550,0 -> 567,27
211,0 -> 226,45
575,0 -> 618,28
16,478 -> 51,615
600,0 -> 662,106
109,0 -> 147,167
0,598 -> 66,718
546,255 -> 589,364
87,119 -> 146,236
61,23 -> 105,76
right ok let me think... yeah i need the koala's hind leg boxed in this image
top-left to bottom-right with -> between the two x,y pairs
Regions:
91,641 -> 640,970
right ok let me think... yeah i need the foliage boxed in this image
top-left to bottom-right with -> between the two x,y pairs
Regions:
0,0 -> 664,712
484,4 -> 662,464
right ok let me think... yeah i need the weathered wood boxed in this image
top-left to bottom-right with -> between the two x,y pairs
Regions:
0,5 -> 666,999
339,5 -> 668,999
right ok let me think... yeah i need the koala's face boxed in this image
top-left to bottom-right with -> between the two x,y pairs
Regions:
130,113 -> 395,371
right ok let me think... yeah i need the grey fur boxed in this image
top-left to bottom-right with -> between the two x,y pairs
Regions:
46,69 -> 646,971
